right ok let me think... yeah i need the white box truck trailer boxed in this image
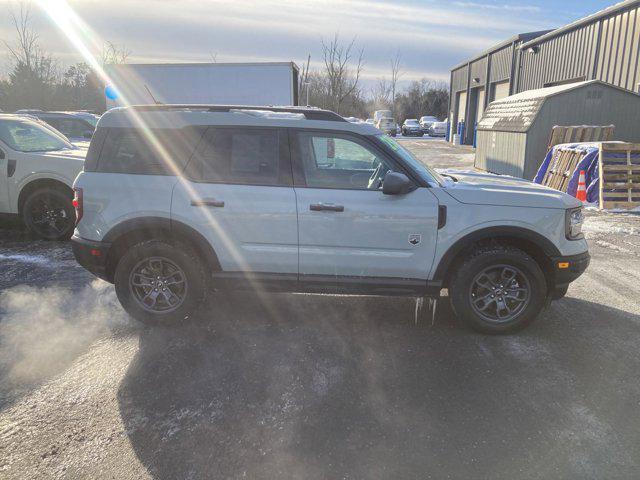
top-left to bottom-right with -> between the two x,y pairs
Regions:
104,62 -> 299,108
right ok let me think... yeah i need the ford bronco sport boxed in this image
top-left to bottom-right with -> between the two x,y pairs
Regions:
71,105 -> 589,333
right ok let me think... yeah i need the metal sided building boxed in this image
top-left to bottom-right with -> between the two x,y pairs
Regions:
449,0 -> 640,146
448,31 -> 551,145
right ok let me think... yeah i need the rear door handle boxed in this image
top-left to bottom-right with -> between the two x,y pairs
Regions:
310,203 -> 344,212
191,198 -> 225,207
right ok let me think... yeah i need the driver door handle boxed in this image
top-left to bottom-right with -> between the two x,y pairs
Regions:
310,203 -> 344,212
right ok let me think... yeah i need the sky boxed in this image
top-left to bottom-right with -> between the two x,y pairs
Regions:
0,0 -> 621,87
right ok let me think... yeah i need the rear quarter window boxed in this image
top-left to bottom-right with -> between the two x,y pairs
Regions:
95,127 -> 205,175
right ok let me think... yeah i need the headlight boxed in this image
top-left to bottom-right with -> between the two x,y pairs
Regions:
566,207 -> 584,239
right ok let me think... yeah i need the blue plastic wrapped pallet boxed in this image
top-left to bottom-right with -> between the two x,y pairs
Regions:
534,143 -> 601,203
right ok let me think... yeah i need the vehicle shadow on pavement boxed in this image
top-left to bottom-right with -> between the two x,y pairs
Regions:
118,293 -> 640,480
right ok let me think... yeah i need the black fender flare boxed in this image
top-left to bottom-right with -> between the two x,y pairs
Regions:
103,217 -> 221,274
432,226 -> 561,283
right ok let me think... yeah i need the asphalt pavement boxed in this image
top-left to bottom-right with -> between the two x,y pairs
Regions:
1,140 -> 639,479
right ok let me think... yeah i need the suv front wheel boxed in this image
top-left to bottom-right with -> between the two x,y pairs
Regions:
114,240 -> 207,325
449,245 -> 547,334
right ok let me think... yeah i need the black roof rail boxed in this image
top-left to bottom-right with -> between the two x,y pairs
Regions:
126,104 -> 347,122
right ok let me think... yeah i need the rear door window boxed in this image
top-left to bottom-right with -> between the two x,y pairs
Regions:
187,127 -> 290,186
96,127 -> 204,175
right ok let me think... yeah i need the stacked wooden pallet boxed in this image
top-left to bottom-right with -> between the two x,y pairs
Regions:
598,142 -> 640,210
548,124 -> 615,149
541,147 -> 588,192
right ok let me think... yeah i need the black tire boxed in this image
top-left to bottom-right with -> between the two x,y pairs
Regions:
449,245 -> 547,334
114,240 -> 207,325
22,187 -> 75,240
551,285 -> 569,300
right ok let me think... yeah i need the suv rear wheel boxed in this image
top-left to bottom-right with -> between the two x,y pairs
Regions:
114,240 -> 207,325
449,245 -> 547,334
22,187 -> 75,240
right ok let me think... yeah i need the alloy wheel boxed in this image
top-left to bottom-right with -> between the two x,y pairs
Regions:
129,256 -> 188,313
469,264 -> 531,323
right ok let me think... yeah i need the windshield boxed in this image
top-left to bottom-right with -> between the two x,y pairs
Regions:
0,118 -> 73,152
406,120 -> 419,125
375,134 -> 443,185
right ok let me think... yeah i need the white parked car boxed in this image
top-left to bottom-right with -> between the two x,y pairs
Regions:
72,105 -> 589,333
0,114 -> 86,239
419,116 -> 439,133
429,121 -> 448,137
375,117 -> 397,137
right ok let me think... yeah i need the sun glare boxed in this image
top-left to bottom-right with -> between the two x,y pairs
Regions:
35,0 -> 285,320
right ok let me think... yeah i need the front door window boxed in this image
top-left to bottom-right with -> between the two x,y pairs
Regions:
296,132 -> 396,190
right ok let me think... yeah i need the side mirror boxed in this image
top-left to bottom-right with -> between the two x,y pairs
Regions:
0,148 -> 5,160
382,172 -> 414,195
82,130 -> 94,139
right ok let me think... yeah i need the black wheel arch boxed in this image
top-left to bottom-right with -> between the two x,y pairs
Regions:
18,178 -> 73,215
434,226 -> 561,290
103,217 -> 221,282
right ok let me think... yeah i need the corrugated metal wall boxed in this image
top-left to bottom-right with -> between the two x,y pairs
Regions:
489,45 -> 514,82
516,3 -> 640,93
517,23 -> 599,91
451,66 -> 468,92
470,57 -> 488,84
595,6 -> 640,91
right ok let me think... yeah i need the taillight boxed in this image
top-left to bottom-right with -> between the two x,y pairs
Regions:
72,187 -> 83,225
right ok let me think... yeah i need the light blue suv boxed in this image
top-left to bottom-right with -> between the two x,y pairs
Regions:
71,105 -> 589,333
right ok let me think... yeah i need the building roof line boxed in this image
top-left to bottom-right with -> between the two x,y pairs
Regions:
520,0 -> 640,48
105,61 -> 299,70
450,30 -> 553,72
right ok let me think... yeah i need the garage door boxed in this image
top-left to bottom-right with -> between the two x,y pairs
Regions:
492,81 -> 510,101
476,88 -> 485,121
457,91 -> 467,123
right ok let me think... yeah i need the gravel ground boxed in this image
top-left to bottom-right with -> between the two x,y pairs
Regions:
1,140 -> 640,479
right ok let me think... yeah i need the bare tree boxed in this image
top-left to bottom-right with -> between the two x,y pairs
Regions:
4,1 -> 37,69
320,33 -> 364,114
389,52 -> 403,117
371,77 -> 391,110
3,0 -> 56,80
101,41 -> 130,65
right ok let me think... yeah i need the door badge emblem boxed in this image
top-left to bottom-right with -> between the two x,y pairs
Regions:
408,234 -> 421,246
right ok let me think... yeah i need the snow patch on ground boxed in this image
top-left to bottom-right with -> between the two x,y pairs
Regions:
594,240 -> 636,255
583,216 -> 640,236
0,253 -> 53,265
